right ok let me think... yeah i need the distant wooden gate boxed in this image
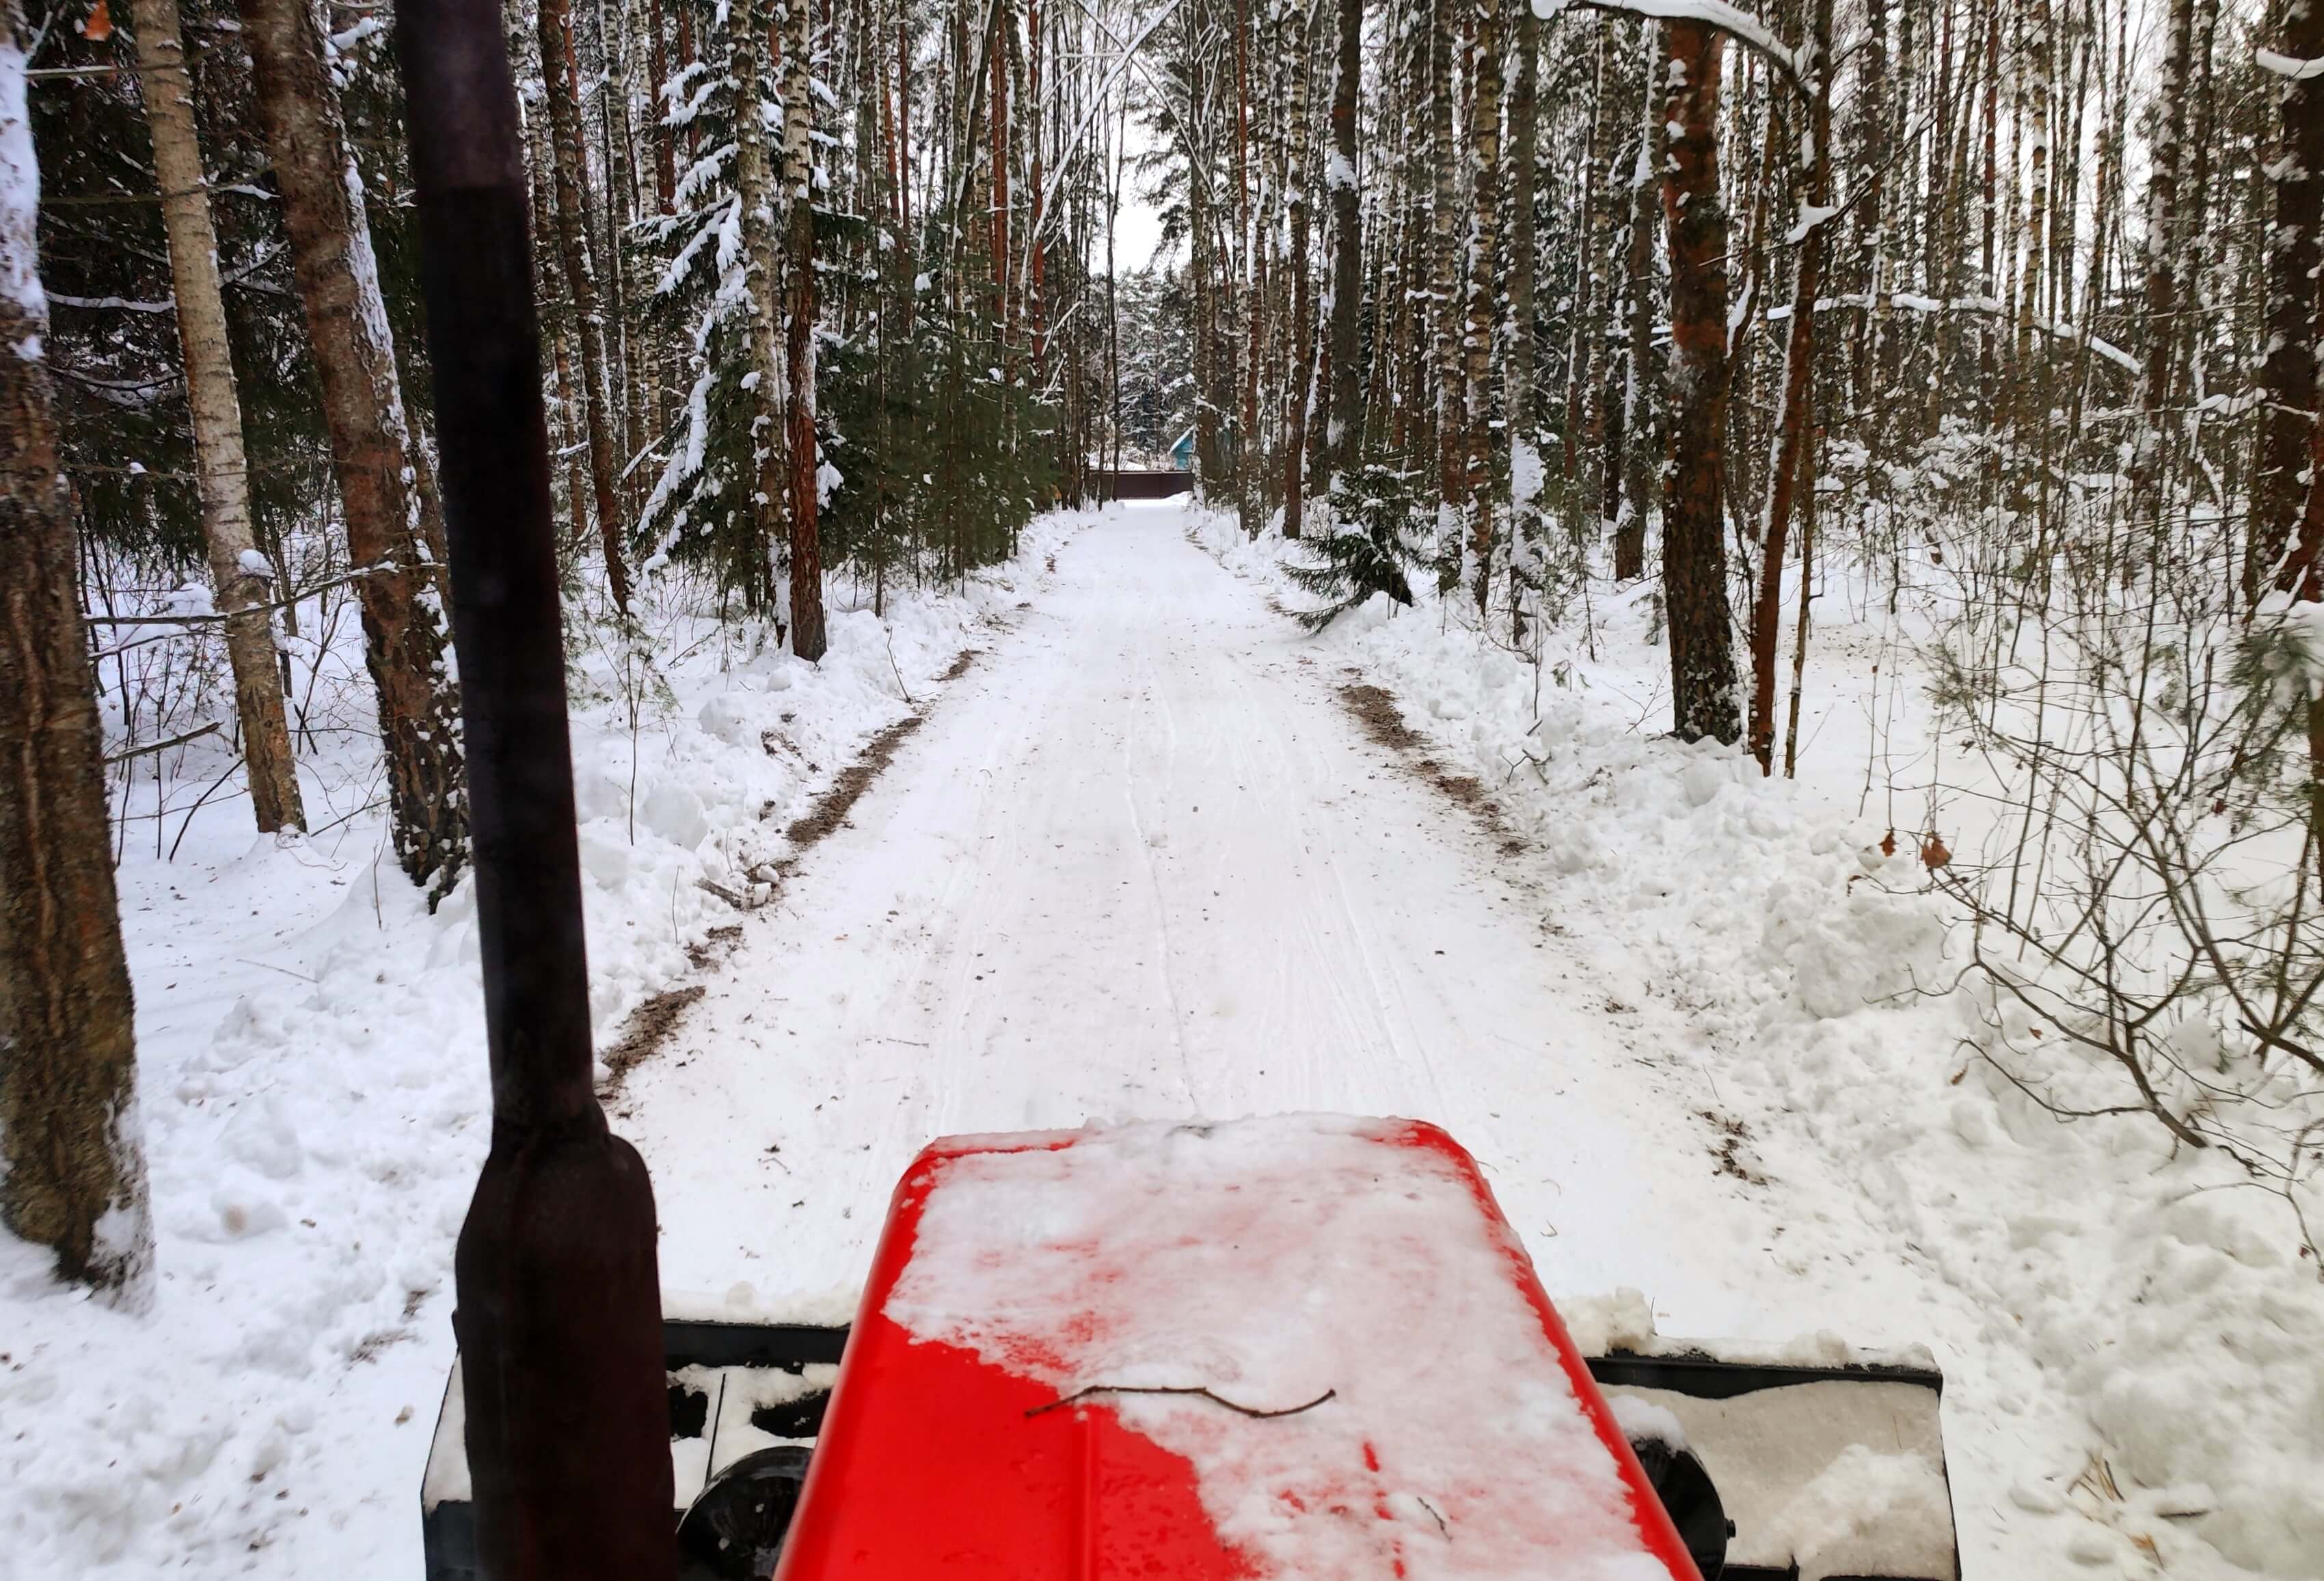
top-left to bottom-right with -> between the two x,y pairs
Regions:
1097,470 -> 1194,500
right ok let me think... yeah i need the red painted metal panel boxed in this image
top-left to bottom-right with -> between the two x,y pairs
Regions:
773,1120 -> 1701,1581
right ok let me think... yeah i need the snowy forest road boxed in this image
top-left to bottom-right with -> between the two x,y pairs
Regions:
629,505 -> 1810,1336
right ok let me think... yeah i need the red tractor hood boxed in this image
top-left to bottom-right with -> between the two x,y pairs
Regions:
772,1115 -> 1701,1581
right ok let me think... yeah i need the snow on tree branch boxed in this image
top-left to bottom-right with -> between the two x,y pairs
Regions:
2255,48 -> 2324,82
1533,0 -> 1809,98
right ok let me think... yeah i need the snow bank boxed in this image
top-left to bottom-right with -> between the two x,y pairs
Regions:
0,511 -> 1085,1580
1191,505 -> 2324,1581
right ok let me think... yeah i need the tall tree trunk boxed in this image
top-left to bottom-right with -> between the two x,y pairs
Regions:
2256,4 -> 2324,596
0,8 -> 152,1300
530,112 -> 597,547
2133,0 -> 2194,502
1281,0 -> 1316,539
1747,0 -> 1831,774
1659,19 -> 1742,744
783,0 -> 828,659
1322,0 -> 1363,498
1564,18 -> 1611,483
241,0 -> 468,895
1427,0 -> 1460,519
1610,21 -> 1658,583
2012,0 -> 2051,463
538,0 -> 633,612
1506,0 -> 1537,468
1188,6 -> 1224,491
734,0 -> 787,617
1462,0 -> 1502,616
650,0 -> 675,211
1234,0 -> 1260,532
129,0 -> 306,831
595,0 -> 649,504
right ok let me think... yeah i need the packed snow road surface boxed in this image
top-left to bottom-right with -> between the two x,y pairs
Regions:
632,508 -> 1770,1321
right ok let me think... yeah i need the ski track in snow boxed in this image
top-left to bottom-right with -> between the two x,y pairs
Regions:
630,507 -> 2048,1572
632,511 -> 1759,1322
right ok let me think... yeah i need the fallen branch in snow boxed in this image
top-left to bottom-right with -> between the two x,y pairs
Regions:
1025,1384 -> 1339,1421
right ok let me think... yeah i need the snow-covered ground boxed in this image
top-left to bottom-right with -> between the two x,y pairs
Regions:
5,500 -> 2320,1580
0,515 -> 1081,1579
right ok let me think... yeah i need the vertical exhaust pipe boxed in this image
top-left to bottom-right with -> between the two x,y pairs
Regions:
392,4 -> 676,1576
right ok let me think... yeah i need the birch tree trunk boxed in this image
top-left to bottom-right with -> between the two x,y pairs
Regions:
0,6 -> 152,1300
1610,21 -> 1658,582
1462,0 -> 1502,616
1660,19 -> 1742,744
1427,0 -> 1461,523
2133,0 -> 2194,500
733,0 -> 787,617
782,0 -> 829,660
129,0 -> 305,832
538,0 -> 633,612
1322,0 -> 1363,498
241,0 -> 468,894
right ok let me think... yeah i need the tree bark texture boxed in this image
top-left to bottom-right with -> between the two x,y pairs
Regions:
1462,0 -> 1502,616
241,0 -> 468,893
129,0 -> 306,832
1280,0 -> 1316,539
0,10 -> 152,1299
537,0 -> 633,612
2258,0 -> 2324,596
1747,0 -> 1831,774
1323,0 -> 1362,495
781,0 -> 828,660
1659,20 -> 1742,745
733,0 -> 787,617
1427,0 -> 1462,519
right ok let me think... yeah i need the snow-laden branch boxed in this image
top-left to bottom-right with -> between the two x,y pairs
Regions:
1533,0 -> 1809,98
1023,0 -> 1183,269
1759,290 -> 2140,375
2255,48 -> 2324,82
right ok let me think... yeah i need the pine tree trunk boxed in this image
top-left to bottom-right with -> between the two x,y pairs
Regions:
782,0 -> 828,659
538,0 -> 632,612
0,11 -> 152,1300
1659,19 -> 1742,744
2256,2 -> 2324,597
241,0 -> 468,893
1322,0 -> 1362,497
129,0 -> 306,832
1462,0 -> 1502,616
